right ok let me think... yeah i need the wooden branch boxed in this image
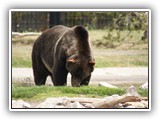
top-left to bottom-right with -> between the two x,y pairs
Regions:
66,98 -> 102,103
92,85 -> 141,108
62,85 -> 145,108
92,94 -> 139,108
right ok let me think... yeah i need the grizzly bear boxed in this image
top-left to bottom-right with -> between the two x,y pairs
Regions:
32,25 -> 95,87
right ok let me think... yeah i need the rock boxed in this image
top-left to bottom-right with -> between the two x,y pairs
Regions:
141,100 -> 148,108
36,98 -> 57,108
36,97 -> 87,108
99,82 -> 118,88
114,103 -> 124,108
127,85 -> 140,97
125,102 -> 146,108
12,100 -> 31,108
125,106 -> 136,108
139,82 -> 148,89
36,97 -> 71,108
62,97 -> 72,107
82,103 -> 95,108
70,101 -> 85,108
54,105 -> 66,108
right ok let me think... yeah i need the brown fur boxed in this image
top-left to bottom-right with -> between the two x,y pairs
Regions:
32,25 -> 95,87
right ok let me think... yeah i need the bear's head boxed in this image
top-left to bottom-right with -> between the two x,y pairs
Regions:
65,25 -> 95,87
66,56 -> 95,87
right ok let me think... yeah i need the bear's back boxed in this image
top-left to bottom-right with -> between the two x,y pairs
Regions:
43,25 -> 70,43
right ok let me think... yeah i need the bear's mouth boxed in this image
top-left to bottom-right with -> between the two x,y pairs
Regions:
71,76 -> 82,87
71,79 -> 81,87
71,75 -> 90,87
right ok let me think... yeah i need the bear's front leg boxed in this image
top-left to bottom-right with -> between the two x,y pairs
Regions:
52,64 -> 68,86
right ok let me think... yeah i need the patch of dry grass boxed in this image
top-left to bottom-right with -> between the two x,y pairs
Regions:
12,45 -> 32,67
11,29 -> 148,68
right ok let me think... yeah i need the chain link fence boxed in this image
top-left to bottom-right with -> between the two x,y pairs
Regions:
11,11 -> 148,32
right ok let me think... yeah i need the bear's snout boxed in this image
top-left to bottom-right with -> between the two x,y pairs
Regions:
71,78 -> 81,87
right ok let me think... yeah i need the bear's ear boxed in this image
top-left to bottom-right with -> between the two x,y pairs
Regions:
67,59 -> 76,63
88,61 -> 95,66
73,25 -> 88,41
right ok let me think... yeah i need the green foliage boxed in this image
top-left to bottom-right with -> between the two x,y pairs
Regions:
12,84 -> 148,101
12,85 -> 125,100
64,12 -> 148,30
12,11 -> 148,33
138,88 -> 148,97
54,86 -> 125,96
113,12 -> 148,30
12,57 -> 32,68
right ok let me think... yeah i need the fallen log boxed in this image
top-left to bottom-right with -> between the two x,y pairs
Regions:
92,93 -> 139,108
63,85 -> 144,108
64,97 -> 102,103
92,85 -> 141,108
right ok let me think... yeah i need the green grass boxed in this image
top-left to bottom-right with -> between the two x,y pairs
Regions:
12,85 -> 125,101
12,85 -> 148,102
12,57 -> 32,68
138,88 -> 148,97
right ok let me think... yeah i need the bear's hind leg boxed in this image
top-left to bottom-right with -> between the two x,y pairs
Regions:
32,60 -> 50,86
34,70 -> 48,85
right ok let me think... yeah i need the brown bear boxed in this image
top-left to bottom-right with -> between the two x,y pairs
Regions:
32,25 -> 95,87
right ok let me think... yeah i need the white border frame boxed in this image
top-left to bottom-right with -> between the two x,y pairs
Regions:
9,9 -> 151,111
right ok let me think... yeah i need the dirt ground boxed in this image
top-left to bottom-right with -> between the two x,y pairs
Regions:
12,67 -> 148,88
